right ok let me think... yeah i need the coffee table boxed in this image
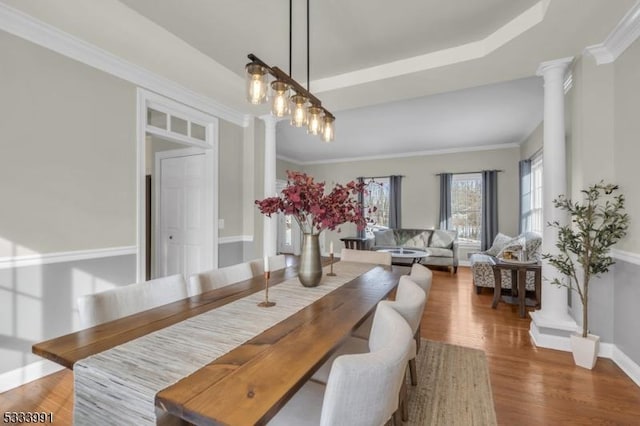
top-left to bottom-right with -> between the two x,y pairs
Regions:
376,248 -> 429,265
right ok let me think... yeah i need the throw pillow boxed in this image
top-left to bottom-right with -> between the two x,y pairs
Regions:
497,237 -> 524,259
374,229 -> 396,246
404,232 -> 428,249
485,233 -> 513,256
430,230 -> 454,249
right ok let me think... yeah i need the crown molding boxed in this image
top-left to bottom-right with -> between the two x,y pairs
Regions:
584,1 -> 640,65
0,3 -> 247,127
284,143 -> 520,166
276,154 -> 304,165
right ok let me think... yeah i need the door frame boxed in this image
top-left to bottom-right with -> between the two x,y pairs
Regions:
137,89 -> 219,282
154,147 -> 212,279
276,179 -> 301,255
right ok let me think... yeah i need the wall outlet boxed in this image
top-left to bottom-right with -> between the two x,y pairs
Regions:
218,219 -> 225,229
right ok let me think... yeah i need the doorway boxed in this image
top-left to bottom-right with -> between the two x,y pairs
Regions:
137,89 -> 218,282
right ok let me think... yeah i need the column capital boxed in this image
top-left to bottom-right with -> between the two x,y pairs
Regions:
536,56 -> 574,77
259,114 -> 278,128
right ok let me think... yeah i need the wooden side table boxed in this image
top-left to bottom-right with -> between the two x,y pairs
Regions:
340,236 -> 370,250
490,259 -> 541,318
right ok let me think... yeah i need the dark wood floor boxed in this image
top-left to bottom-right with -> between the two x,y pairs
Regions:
2,267 -> 639,425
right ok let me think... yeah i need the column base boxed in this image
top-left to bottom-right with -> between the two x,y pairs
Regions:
529,311 -> 578,352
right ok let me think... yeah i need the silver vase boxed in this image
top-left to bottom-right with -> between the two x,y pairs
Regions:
298,233 -> 322,287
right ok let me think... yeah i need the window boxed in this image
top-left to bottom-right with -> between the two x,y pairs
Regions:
450,173 -> 482,245
530,155 -> 543,234
363,178 -> 390,228
521,153 -> 543,234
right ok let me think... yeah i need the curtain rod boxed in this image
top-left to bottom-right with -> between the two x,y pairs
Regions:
357,175 -> 405,180
434,170 -> 503,176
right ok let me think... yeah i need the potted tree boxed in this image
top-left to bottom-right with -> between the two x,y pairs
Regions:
544,182 -> 629,369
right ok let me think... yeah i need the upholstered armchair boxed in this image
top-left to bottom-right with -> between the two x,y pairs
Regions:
470,232 -> 542,294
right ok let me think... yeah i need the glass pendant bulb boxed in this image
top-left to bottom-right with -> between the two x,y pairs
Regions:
321,115 -> 335,142
307,106 -> 324,135
290,94 -> 308,127
270,80 -> 290,117
245,63 -> 268,105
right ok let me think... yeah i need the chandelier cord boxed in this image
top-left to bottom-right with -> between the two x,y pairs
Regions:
289,0 -> 292,76
307,0 -> 310,92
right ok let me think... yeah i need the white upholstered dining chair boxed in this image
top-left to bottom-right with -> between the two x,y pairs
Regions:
340,248 -> 392,266
409,263 -> 433,296
352,266 -> 430,341
249,254 -> 288,275
268,302 -> 414,426
77,274 -> 188,328
187,261 -> 254,296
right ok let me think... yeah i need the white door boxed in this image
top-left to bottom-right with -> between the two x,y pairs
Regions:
156,152 -> 208,279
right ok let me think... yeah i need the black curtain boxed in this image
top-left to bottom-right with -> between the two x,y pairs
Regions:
357,177 -> 365,238
389,175 -> 403,229
481,170 -> 499,251
438,173 -> 452,229
519,159 -> 532,234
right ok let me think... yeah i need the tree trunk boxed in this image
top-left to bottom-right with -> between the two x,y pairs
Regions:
582,279 -> 589,338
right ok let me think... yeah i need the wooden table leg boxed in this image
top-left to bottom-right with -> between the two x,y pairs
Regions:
535,268 -> 542,308
518,268 -> 527,318
492,267 -> 502,309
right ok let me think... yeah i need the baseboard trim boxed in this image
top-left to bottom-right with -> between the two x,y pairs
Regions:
218,235 -> 253,244
613,345 -> 640,388
0,246 -> 137,270
0,360 -> 64,393
530,324 -> 639,388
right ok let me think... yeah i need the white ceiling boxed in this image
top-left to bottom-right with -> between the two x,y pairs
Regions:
277,76 -> 544,163
39,0 -> 634,162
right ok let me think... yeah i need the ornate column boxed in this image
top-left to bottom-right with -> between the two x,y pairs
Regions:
529,57 -> 578,349
261,115 -> 278,257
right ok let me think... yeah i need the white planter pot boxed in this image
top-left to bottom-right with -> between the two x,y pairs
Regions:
569,333 -> 600,369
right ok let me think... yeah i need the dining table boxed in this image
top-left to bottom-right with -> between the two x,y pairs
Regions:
32,259 -> 407,425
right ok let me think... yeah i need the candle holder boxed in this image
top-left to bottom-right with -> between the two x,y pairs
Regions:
258,271 -> 276,307
326,253 -> 337,277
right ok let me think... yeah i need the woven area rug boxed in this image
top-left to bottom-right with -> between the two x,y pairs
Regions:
406,340 -> 497,426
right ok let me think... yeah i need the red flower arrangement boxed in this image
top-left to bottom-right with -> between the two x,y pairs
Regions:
255,171 -> 372,235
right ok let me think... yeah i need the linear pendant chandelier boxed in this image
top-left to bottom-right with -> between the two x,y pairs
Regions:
245,0 -> 335,142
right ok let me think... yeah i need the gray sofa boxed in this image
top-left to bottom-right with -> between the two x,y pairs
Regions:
365,228 -> 458,272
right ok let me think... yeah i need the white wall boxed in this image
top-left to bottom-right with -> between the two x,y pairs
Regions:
288,147 -> 521,255
0,30 -> 138,381
0,30 -> 136,257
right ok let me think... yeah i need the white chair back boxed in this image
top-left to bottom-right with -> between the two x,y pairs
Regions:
188,262 -> 254,296
340,248 -> 392,266
77,274 -> 187,328
320,303 -> 413,426
250,254 -> 287,275
377,275 -> 426,336
409,263 -> 433,298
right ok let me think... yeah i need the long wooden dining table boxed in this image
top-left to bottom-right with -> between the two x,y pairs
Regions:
33,260 -> 407,425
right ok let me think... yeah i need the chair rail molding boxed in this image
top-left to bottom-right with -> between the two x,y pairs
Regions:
219,235 -> 254,244
584,1 -> 640,64
611,248 -> 640,266
0,2 -> 248,127
0,246 -> 137,270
